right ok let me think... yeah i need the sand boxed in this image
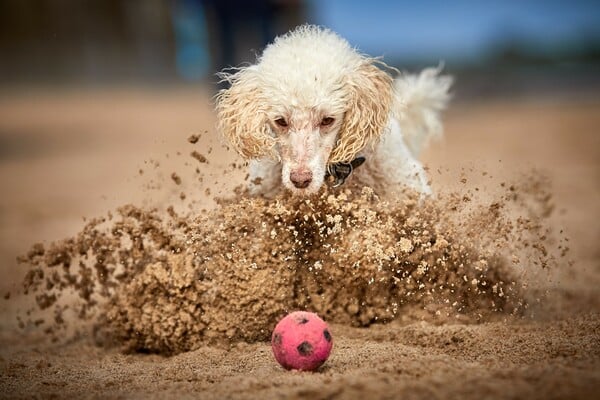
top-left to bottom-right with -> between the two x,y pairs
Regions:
0,88 -> 599,399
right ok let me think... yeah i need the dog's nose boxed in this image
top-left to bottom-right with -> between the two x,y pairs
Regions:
290,170 -> 313,189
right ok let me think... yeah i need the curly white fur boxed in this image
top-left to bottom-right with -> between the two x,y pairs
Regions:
216,25 -> 452,197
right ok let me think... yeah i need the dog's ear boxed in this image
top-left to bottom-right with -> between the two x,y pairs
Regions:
330,61 -> 393,163
216,67 -> 275,159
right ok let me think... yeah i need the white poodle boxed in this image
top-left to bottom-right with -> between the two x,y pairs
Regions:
216,25 -> 452,197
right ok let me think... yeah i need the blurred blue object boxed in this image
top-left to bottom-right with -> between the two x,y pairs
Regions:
309,0 -> 600,63
171,0 -> 211,81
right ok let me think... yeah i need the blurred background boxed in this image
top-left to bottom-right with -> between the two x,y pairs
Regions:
1,0 -> 599,97
0,0 -> 599,305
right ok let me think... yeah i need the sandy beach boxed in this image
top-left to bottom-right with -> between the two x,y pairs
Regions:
0,88 -> 598,399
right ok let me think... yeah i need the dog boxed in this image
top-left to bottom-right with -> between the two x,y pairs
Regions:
216,25 -> 452,197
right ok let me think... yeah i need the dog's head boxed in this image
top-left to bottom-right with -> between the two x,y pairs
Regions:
216,25 -> 393,194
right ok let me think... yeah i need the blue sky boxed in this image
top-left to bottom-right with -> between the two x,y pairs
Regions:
308,0 -> 600,61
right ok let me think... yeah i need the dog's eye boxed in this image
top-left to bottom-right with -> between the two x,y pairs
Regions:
275,118 -> 288,128
321,117 -> 335,126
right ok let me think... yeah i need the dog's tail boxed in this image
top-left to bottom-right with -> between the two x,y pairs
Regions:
393,66 -> 453,157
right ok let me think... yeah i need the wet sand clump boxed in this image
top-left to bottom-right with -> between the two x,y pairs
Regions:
18,176 -> 556,354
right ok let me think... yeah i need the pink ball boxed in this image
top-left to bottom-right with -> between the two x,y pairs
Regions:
271,311 -> 333,371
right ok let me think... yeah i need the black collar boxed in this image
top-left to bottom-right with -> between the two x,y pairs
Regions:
325,156 -> 366,188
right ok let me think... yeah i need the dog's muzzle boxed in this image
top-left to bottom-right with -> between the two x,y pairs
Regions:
325,156 -> 366,188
